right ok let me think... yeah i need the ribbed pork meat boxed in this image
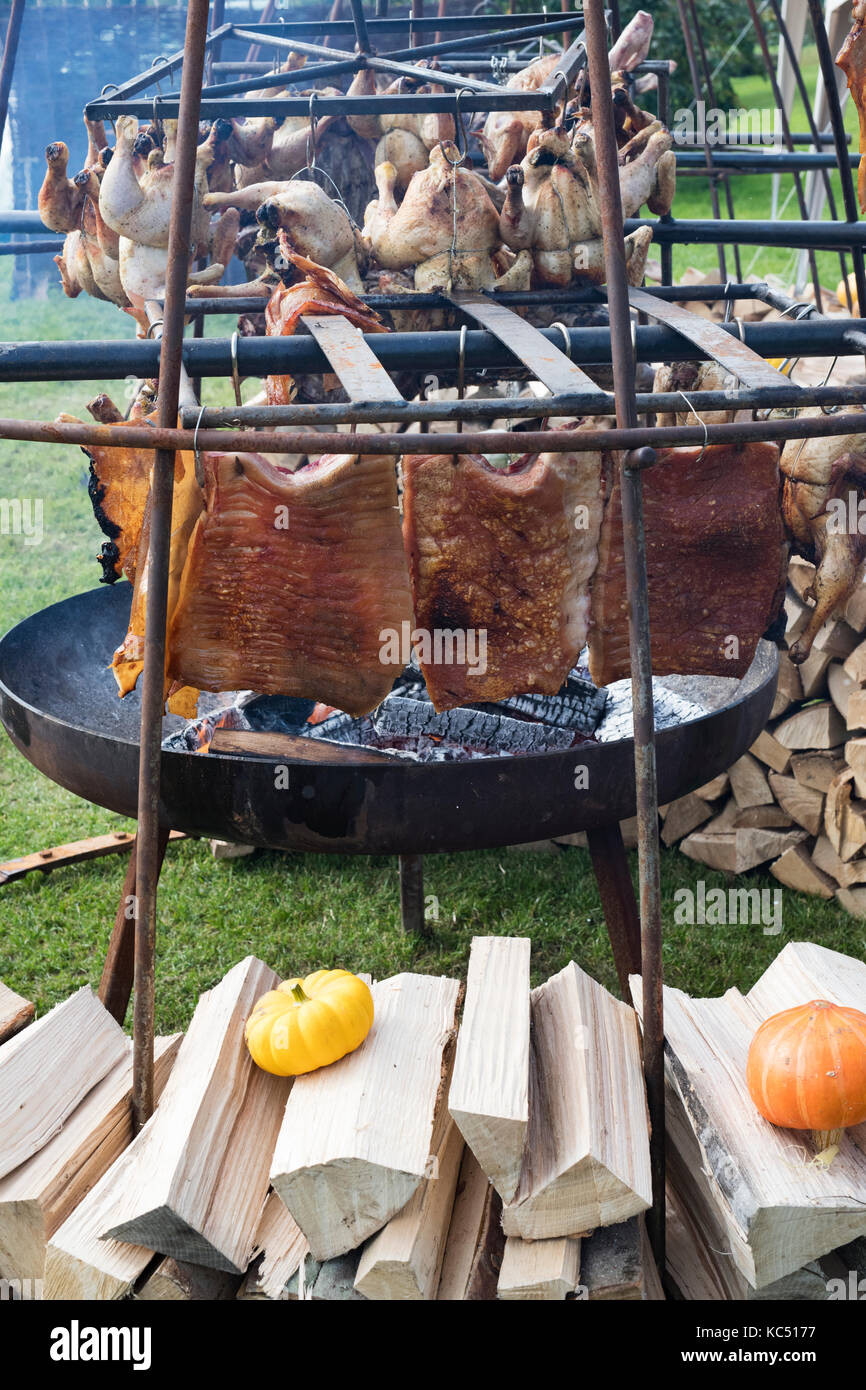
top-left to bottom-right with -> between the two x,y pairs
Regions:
402,434 -> 607,711
166,451 -> 413,716
588,442 -> 787,686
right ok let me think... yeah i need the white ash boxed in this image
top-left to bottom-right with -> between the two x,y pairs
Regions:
595,677 -> 709,743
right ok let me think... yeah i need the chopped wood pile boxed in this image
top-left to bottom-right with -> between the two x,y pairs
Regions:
660,555 -> 866,909
3,937 -> 865,1301
632,941 -> 866,1296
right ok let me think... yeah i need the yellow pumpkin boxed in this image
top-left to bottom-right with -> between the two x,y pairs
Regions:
245,969 -> 374,1077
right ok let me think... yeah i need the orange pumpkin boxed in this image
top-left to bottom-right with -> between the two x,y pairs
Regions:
746,999 -> 866,1151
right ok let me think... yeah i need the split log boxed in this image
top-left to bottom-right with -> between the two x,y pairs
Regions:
747,939 -> 866,1024
0,987 -> 130,1183
692,772 -> 729,800
788,556 -> 816,603
437,1149 -> 504,1301
769,843 -> 835,899
790,749 -> 846,794
749,729 -> 791,775
270,973 -> 460,1260
354,1118 -> 464,1300
845,737 -> 866,799
770,656 -> 803,718
785,589 -> 810,645
774,701 -> 845,749
136,1257 -> 241,1301
309,1250 -> 366,1301
98,957 -> 291,1273
580,1215 -> 664,1301
660,794 -> 713,846
812,833 -> 866,887
732,805 -> 793,830
728,752 -> 773,809
448,936 -> 529,1203
835,887 -> 866,917
0,982 -> 34,1045
844,572 -> 866,631
498,1236 -> 581,1300
846,687 -> 866,731
680,827 -> 808,874
236,1192 -> 309,1301
700,798 -> 740,836
813,617 -> 859,659
631,970 -> 866,1288
828,661 -> 856,720
501,962 -> 651,1241
0,1035 -> 180,1286
844,637 -> 866,682
767,772 -> 825,835
825,768 -> 866,860
797,648 -> 832,700
666,1107 -> 832,1301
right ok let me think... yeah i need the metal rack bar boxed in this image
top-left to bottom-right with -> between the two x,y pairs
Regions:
0,0 -> 25,153
627,287 -> 793,388
299,314 -> 405,402
584,0 -> 664,1268
445,291 -> 600,397
130,0 -> 210,1133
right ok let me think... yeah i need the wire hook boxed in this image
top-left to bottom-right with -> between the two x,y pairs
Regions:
230,331 -> 243,407
193,402 -> 207,488
551,321 -> 572,358
678,390 -> 709,464
457,323 -> 467,434
306,90 -> 319,172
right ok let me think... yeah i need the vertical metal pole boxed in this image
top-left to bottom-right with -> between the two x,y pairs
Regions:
675,0 -> 726,280
132,0 -> 211,1133
399,854 -> 428,935
0,0 -> 25,155
807,0 -> 866,317
411,0 -> 423,47
656,65 -> 674,288
207,0 -> 225,83
583,0 -> 665,1270
349,0 -> 370,52
688,0 -> 742,282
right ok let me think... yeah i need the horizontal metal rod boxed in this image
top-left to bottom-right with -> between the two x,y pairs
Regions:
627,216 -> 866,249
181,280 -> 769,316
230,16 -> 580,63
1,317 -> 863,382
674,132 -> 847,147
0,211 -> 52,232
184,380 -> 866,428
209,57 -> 534,74
224,13 -> 585,36
2,413 -> 864,457
0,239 -> 63,255
676,151 -> 859,172
87,88 -> 555,118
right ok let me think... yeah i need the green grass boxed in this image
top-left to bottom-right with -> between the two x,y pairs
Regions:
2,58 -> 866,1032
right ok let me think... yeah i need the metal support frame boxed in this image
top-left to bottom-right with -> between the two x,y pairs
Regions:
3,0 -> 866,1273
130,0 -> 211,1133
0,0 -> 25,155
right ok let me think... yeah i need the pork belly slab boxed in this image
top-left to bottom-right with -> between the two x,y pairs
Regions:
167,451 -> 412,717
402,437 -> 607,711
588,442 -> 787,687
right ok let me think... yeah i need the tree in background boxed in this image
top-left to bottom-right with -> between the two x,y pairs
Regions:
618,0 -> 766,115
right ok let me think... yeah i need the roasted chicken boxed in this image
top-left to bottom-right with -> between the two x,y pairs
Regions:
837,0 -> 866,213
363,142 -> 532,293
498,125 -> 653,286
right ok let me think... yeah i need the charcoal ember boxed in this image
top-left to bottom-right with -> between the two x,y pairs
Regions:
300,711 -> 378,745
163,705 -> 252,753
499,685 -> 606,733
243,694 -> 316,731
373,696 -> 577,754
595,679 -> 706,743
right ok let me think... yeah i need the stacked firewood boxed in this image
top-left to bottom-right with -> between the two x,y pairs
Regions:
0,949 -> 659,1302
2,939 -> 865,1301
662,554 -> 866,911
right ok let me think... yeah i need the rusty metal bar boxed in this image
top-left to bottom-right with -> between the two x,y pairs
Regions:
131,0 -> 211,1133
0,0 -> 25,154
675,0 -> 725,279
446,291 -> 600,396
627,287 -> 792,387
583,0 -> 665,1270
300,314 -> 406,403
687,0 -> 742,282
398,854 -> 429,936
6,410 -> 866,456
